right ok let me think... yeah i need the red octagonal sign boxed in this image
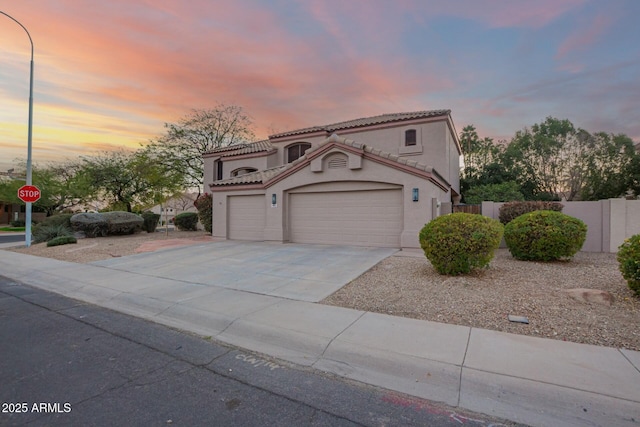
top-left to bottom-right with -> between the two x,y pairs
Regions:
17,185 -> 41,203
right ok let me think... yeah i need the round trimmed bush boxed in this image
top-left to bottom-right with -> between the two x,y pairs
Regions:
141,211 -> 161,233
498,201 -> 563,224
504,210 -> 586,261
174,212 -> 199,231
617,234 -> 640,296
101,211 -> 144,235
70,212 -> 108,238
419,213 -> 504,276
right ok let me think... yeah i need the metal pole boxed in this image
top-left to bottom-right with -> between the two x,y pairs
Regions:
1,11 -> 34,247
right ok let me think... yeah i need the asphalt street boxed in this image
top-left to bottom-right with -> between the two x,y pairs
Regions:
0,235 -> 24,244
0,276 -> 520,427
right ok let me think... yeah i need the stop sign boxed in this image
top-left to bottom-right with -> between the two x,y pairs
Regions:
17,185 -> 41,203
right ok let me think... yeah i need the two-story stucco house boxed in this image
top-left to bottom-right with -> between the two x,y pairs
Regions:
203,110 -> 462,249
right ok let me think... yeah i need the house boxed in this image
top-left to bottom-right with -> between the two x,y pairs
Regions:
203,110 -> 462,249
149,192 -> 199,225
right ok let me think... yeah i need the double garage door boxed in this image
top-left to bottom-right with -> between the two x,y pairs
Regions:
289,189 -> 402,247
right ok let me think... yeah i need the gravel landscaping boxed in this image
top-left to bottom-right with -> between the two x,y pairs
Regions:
5,230 -> 212,263
5,232 -> 639,351
322,249 -> 640,351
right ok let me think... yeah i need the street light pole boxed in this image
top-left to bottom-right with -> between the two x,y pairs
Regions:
1,11 -> 34,247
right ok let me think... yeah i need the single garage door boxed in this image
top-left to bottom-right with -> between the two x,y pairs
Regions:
289,189 -> 402,247
228,195 -> 265,240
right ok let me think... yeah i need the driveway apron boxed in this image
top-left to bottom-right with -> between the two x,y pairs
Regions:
90,241 -> 397,303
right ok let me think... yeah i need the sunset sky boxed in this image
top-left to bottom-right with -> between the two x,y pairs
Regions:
1,0 -> 639,172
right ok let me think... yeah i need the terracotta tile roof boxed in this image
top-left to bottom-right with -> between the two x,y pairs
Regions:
269,110 -> 450,139
205,139 -> 274,157
211,165 -> 287,186
210,134 -> 449,188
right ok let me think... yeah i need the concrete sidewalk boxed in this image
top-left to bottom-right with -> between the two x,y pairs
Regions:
1,242 -> 639,427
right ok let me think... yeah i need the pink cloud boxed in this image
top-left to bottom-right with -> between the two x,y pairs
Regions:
556,14 -> 612,59
396,0 -> 586,29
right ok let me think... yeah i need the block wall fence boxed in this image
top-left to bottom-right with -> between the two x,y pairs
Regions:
481,199 -> 640,253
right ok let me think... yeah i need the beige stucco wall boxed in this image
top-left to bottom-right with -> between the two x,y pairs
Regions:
203,157 -> 214,194
223,156 -> 270,177
269,134 -> 329,165
268,119 -> 461,197
212,148 -> 450,249
482,199 -> 640,253
204,152 -> 278,184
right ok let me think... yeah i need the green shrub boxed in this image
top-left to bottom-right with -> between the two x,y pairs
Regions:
141,211 -> 161,233
464,181 -> 524,204
617,234 -> 640,296
101,211 -> 143,235
10,219 -> 25,227
35,213 -> 73,228
194,193 -> 212,233
498,200 -> 563,224
419,213 -> 504,275
33,224 -> 74,244
504,210 -> 586,261
46,235 -> 77,247
174,212 -> 198,231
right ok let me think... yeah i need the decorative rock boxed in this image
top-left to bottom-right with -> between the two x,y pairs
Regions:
70,213 -> 108,238
508,315 -> 529,324
562,288 -> 614,306
101,211 -> 144,235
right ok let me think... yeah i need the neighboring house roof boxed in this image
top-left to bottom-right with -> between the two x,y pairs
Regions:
204,139 -> 274,157
269,110 -> 451,139
211,134 -> 450,190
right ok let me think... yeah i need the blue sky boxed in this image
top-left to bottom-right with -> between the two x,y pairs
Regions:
1,0 -> 639,171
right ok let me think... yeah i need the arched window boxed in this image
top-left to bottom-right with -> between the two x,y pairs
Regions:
286,143 -> 311,163
230,167 -> 258,177
405,129 -> 417,146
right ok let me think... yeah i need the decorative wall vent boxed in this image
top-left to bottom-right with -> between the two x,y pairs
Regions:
327,154 -> 348,169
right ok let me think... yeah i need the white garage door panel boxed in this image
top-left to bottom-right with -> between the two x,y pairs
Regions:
228,195 -> 265,240
289,189 -> 402,247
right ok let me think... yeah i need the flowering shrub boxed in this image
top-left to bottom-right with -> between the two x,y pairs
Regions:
194,193 -> 212,233
617,234 -> 640,295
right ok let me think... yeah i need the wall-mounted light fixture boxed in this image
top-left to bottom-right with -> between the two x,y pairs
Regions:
271,193 -> 277,207
412,188 -> 419,202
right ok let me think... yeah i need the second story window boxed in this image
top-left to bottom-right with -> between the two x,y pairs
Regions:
405,129 -> 417,146
231,167 -> 258,177
287,143 -> 311,163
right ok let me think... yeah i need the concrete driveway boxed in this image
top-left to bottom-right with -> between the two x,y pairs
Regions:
90,241 -> 398,302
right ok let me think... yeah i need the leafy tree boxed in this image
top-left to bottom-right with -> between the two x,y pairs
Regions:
460,118 -> 639,202
502,117 -> 575,200
0,161 -> 92,215
624,152 -> 640,198
143,105 -> 255,191
459,125 -> 508,199
78,150 -> 185,212
464,181 -> 524,204
580,133 -> 637,200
